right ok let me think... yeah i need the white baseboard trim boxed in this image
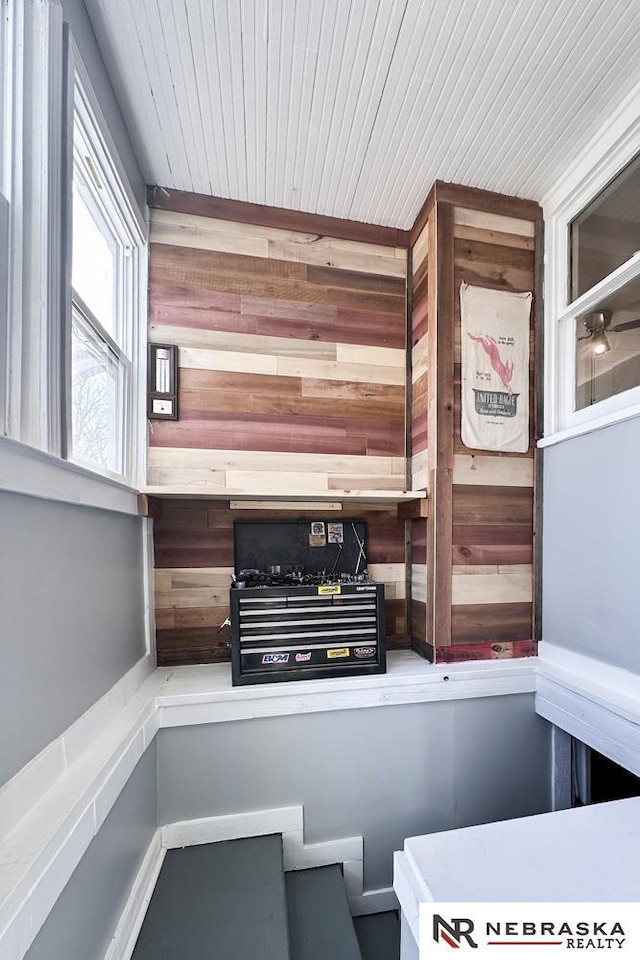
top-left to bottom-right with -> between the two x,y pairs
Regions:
162,805 -> 364,900
103,831 -> 165,960
350,886 -> 398,916
105,808 -> 393,960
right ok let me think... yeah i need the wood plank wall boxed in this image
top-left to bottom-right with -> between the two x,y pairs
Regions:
148,209 -> 407,492
153,499 -> 408,665
147,203 -> 409,664
409,185 -> 542,664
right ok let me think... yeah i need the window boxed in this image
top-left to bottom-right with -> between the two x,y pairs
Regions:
544,93 -> 640,442
69,75 -> 145,481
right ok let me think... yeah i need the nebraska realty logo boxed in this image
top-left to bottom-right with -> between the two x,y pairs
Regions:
422,905 -> 637,957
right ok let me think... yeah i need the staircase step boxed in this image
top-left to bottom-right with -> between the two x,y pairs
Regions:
353,911 -> 400,960
285,865 -> 363,960
132,835 -> 290,960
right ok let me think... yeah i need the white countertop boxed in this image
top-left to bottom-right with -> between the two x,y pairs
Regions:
395,796 -> 640,948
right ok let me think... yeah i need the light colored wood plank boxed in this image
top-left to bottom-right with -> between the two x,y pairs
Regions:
451,566 -> 533,605
453,454 -> 534,487
229,500 -> 343,511
267,238 -> 406,277
144,485 -> 423,501
368,562 -> 405,582
179,346 -> 278,376
411,563 -> 428,604
154,570 -> 172,592
336,343 -> 405,368
412,223 -> 429,273
453,207 -> 535,238
276,355 -> 405,385
149,209 -> 405,276
149,446 -> 404,476
327,474 -> 406,491
225,470 -> 329,492
149,324 -> 337,361
150,213 -> 269,258
170,568 -> 235,588
411,335 -> 428,383
411,450 -> 428,492
156,587 -> 232,609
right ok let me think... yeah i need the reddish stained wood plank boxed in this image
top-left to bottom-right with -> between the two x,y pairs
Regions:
148,185 -> 411,248
439,640 -> 536,662
366,523 -> 406,564
151,244 -> 406,314
450,601 -> 533,645
181,367 -> 304,398
412,411 -> 427,454
152,243 -> 310,280
156,628 -> 232,665
411,296 -> 428,344
452,523 -> 533,545
452,485 -> 534,524
150,305 -> 257,336
149,419 -> 370,456
150,412 -> 405,457
150,281 -> 243,313
452,543 -> 533,565
436,640 -> 537,663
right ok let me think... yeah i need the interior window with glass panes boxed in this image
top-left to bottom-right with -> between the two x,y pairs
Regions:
570,153 -> 640,412
70,103 -> 132,478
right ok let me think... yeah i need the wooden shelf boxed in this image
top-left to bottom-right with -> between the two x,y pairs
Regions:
138,487 -> 428,516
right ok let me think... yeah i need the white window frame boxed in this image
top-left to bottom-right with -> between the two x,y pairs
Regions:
68,65 -> 145,485
0,5 -> 147,513
542,78 -> 640,447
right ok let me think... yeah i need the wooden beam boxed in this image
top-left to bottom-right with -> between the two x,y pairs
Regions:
147,185 -> 411,249
428,202 -> 455,652
397,498 -> 429,520
434,181 -> 543,221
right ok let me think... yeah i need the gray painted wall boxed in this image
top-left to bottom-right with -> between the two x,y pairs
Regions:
24,743 -> 157,960
0,492 -> 146,786
157,694 -> 551,890
542,417 -> 640,674
62,0 -> 146,212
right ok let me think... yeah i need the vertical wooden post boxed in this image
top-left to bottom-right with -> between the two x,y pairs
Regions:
426,202 -> 455,653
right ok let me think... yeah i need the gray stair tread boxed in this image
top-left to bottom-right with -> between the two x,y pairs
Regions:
285,865 -> 363,960
132,835 -> 290,960
353,911 -> 400,960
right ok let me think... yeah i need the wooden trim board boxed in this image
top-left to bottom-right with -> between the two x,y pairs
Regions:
148,186 -> 411,249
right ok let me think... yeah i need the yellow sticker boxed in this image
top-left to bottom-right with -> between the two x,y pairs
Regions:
327,648 -> 350,659
318,585 -> 341,595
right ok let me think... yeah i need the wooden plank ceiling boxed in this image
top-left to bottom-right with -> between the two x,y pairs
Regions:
85,0 -> 640,228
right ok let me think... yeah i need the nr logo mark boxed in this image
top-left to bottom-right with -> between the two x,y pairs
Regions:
433,915 -> 478,949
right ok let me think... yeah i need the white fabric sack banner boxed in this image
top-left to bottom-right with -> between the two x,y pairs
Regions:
460,282 -> 532,453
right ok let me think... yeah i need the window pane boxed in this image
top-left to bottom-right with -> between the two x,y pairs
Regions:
570,153 -> 640,301
72,183 -> 116,336
575,273 -> 640,410
71,312 -> 125,474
